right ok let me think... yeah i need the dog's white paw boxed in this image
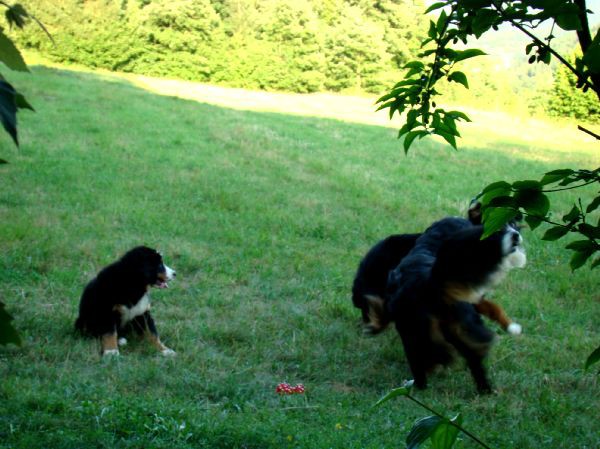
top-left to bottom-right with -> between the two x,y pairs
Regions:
103,349 -> 120,357
161,348 -> 176,356
507,322 -> 522,335
117,338 -> 128,346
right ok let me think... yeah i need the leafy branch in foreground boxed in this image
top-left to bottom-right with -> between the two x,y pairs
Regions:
0,1 -> 49,149
374,381 -> 492,449
377,0 -> 600,380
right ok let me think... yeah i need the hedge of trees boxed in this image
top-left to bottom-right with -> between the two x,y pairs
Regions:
14,0 -> 426,94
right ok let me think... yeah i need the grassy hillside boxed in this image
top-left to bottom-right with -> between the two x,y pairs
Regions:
0,66 -> 598,449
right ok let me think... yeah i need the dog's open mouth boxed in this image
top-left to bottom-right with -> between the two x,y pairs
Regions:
154,280 -> 169,289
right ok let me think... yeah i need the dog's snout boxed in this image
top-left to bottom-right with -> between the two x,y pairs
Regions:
164,265 -> 176,280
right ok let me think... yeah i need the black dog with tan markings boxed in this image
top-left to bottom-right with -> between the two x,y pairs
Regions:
75,246 -> 176,357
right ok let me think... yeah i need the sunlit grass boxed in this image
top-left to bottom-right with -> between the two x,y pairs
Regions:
0,65 -> 598,449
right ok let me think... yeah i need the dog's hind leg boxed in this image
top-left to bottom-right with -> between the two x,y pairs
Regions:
396,322 -> 429,389
445,331 -> 492,394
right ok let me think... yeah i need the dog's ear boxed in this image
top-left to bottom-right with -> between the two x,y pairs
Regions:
468,200 -> 482,225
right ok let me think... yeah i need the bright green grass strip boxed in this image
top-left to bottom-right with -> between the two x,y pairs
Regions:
0,66 -> 598,449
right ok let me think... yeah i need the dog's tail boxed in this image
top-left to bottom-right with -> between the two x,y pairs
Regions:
362,295 -> 391,335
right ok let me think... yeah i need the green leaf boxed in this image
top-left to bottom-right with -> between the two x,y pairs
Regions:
403,130 -> 427,153
577,223 -> 600,240
447,71 -> 468,88
591,256 -> 600,269
586,196 -> 600,214
431,414 -> 462,449
472,9 -> 498,37
436,10 -> 448,36
525,214 -> 543,230
407,416 -> 445,449
5,4 -> 29,29
482,207 -> 518,239
512,180 -> 542,191
480,181 -> 512,195
0,158 -> 8,164
555,4 -> 582,31
0,300 -> 21,346
15,92 -> 34,111
585,345 -> 600,370
373,382 -> 414,408
563,205 -> 581,223
569,249 -> 595,270
405,61 -> 426,71
514,189 -> 549,217
487,195 -> 517,208
446,110 -> 471,122
582,39 -> 600,73
428,20 -> 437,40
540,169 -> 574,185
424,2 -> 447,14
453,48 -> 486,62
0,30 -> 29,72
542,225 -> 570,241
434,129 -> 457,149
0,79 -> 19,146
565,240 -> 595,252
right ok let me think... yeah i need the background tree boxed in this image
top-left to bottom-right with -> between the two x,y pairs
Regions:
15,0 -> 427,94
376,0 -> 600,369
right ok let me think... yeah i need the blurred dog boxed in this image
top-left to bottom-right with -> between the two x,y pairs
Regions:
75,246 -> 177,356
352,205 -> 522,336
387,216 -> 526,392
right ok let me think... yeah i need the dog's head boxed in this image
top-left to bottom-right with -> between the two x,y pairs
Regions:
122,246 -> 176,289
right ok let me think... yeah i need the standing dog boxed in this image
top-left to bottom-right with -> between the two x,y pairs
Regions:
75,246 -> 177,356
387,217 -> 526,392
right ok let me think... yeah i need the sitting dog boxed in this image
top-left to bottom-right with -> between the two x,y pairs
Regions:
352,205 -> 522,336
387,217 -> 526,393
75,246 -> 177,356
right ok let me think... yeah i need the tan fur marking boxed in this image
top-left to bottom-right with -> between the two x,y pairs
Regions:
101,333 -> 118,352
146,332 -> 168,352
364,295 -> 390,334
443,282 -> 482,304
475,298 -> 512,330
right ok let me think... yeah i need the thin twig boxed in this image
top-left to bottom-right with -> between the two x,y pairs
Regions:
406,394 -> 493,449
578,125 -> 600,141
490,1 -> 598,96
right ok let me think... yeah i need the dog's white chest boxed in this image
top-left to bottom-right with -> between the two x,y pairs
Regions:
120,294 -> 151,326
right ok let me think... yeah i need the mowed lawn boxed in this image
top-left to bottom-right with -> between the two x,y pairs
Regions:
0,66 -> 598,449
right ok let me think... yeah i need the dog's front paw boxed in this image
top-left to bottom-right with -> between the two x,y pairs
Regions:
118,337 -> 128,346
161,348 -> 176,356
507,322 -> 522,335
103,349 -> 120,357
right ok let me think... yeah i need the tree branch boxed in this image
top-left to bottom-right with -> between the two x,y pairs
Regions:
490,1 -> 599,97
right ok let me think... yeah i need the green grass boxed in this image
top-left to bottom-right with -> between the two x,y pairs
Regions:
0,66 -> 599,449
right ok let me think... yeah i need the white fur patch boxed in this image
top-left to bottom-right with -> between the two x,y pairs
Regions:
119,294 -> 151,326
506,247 -> 527,268
507,322 -> 522,335
118,337 -> 128,346
164,264 -> 176,281
103,349 -> 120,357
161,348 -> 176,356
